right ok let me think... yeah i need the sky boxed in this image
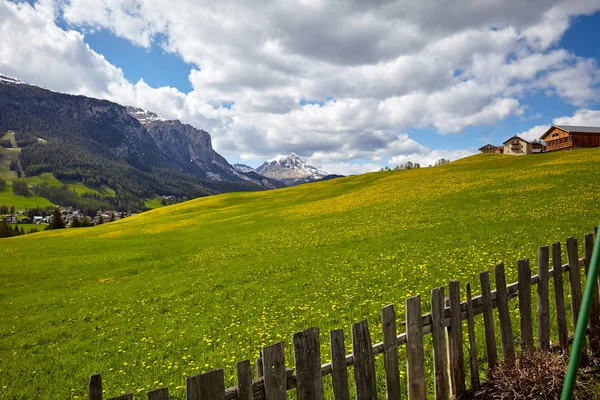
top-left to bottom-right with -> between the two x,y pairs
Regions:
1,0 -> 600,174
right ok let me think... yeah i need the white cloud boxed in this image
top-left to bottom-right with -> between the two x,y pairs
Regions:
554,109 -> 600,126
1,0 -> 600,174
516,125 -> 551,142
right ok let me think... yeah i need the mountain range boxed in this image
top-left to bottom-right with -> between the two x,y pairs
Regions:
0,73 -> 337,210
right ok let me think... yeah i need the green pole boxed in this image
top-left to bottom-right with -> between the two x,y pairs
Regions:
561,227 -> 600,400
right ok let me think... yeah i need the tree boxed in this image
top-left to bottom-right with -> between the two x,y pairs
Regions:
46,207 -> 66,230
20,227 -> 25,235
109,212 -> 115,222
81,215 -> 91,227
12,180 -> 31,197
0,178 -> 6,192
71,216 -> 81,228
435,158 -> 450,166
96,216 -> 104,225
10,205 -> 15,215
405,161 -> 414,169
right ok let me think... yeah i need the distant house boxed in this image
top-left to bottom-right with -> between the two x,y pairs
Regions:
531,140 -> 546,154
540,125 -> 600,152
503,135 -> 532,155
478,144 -> 504,154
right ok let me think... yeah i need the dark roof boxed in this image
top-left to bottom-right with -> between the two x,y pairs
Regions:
478,144 -> 495,150
541,125 -> 600,140
555,125 -> 600,134
502,135 -> 530,145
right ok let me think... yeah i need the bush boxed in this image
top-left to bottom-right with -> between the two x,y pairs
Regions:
474,350 -> 600,400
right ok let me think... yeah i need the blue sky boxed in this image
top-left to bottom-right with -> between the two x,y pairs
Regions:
2,0 -> 600,173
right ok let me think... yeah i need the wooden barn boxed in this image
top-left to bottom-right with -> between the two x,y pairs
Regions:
503,135 -> 532,155
478,144 -> 504,154
540,125 -> 600,152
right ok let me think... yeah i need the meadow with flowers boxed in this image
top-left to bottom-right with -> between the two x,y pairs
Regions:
1,149 -> 600,398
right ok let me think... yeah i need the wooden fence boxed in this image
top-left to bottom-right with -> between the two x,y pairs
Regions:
87,232 -> 600,400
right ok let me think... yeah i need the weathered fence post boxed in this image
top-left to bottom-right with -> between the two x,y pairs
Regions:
537,246 -> 551,351
262,342 -> 287,400
147,387 -> 168,400
495,262 -> 515,366
567,238 -> 583,328
552,242 -> 569,349
430,287 -> 449,400
330,329 -> 350,400
584,232 -> 600,355
255,358 -> 264,378
448,281 -> 465,398
89,374 -> 102,400
406,295 -> 426,400
107,394 -> 133,400
517,259 -> 534,352
352,320 -> 377,400
479,270 -> 497,369
236,360 -> 254,400
186,369 -> 226,400
293,327 -> 324,400
381,305 -> 401,400
466,283 -> 480,391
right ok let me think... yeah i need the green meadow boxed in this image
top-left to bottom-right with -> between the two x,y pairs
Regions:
1,150 -> 599,399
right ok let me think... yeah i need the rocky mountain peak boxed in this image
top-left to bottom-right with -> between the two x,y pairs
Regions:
256,153 -> 329,185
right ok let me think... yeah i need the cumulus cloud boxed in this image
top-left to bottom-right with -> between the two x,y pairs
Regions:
517,125 -> 551,142
1,0 -> 600,174
554,109 -> 600,126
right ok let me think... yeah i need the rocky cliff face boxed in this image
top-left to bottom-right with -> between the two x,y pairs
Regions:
127,107 -> 285,188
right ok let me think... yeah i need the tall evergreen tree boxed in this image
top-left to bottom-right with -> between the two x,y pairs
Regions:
47,207 -> 66,230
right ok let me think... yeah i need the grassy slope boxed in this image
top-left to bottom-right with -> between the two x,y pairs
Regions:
0,132 -> 115,210
1,150 -> 600,399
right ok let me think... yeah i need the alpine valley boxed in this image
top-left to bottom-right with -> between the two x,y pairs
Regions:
0,73 -> 290,212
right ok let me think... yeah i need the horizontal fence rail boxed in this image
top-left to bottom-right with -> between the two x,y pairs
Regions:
87,233 -> 600,400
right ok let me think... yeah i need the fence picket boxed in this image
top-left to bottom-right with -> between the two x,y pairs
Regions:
567,238 -> 583,328
479,271 -> 497,369
447,281 -> 465,397
293,327 -> 324,400
236,361 -> 254,400
381,305 -> 401,400
263,342 -> 287,400
517,259 -> 534,352
107,394 -> 133,400
466,283 -> 480,390
329,329 -> 350,400
255,358 -> 264,378
495,262 -> 515,366
352,320 -> 377,400
584,233 -> 600,355
406,295 -> 426,400
88,374 -> 102,400
186,369 -> 226,400
147,387 -> 168,400
430,287 -> 449,400
537,246 -> 550,351
552,242 -> 569,349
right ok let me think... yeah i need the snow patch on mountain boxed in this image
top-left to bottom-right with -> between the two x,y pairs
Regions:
126,106 -> 168,124
256,153 -> 329,185
233,163 -> 256,173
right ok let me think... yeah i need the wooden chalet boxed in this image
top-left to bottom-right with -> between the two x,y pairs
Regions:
541,125 -> 600,152
478,144 -> 503,154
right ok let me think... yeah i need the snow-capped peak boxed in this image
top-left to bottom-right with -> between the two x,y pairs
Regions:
233,163 -> 256,173
0,73 -> 26,85
256,153 -> 329,184
126,106 -> 168,124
